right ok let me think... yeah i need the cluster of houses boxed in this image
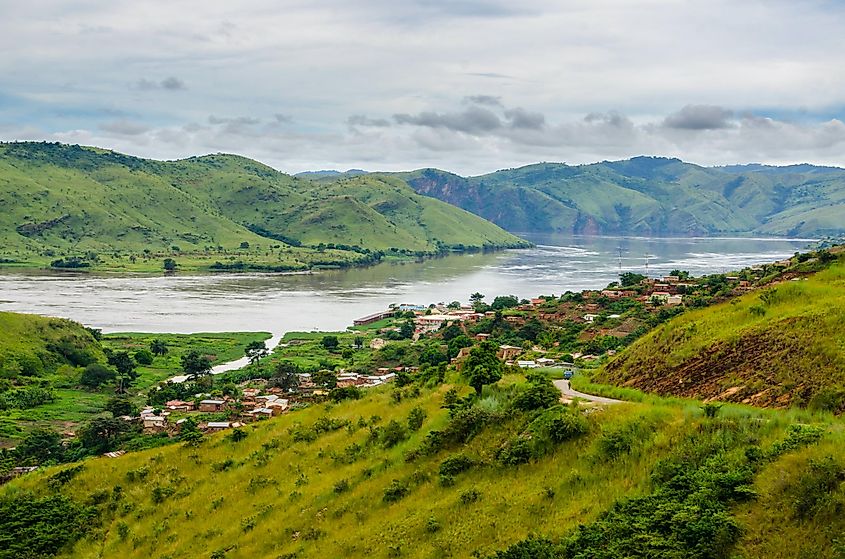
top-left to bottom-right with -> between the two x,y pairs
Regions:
136,388 -> 293,434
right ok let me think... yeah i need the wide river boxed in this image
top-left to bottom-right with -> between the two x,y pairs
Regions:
0,235 -> 811,335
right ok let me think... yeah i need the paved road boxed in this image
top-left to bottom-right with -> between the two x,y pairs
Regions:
553,379 -> 623,405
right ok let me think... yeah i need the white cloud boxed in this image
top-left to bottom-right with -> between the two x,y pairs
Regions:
0,0 -> 844,173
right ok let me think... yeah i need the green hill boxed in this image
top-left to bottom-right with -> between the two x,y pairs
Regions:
0,143 -> 527,272
398,158 -> 845,237
597,257 -> 845,410
4,372 -> 845,559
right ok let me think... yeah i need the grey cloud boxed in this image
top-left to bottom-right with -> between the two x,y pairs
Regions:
504,107 -> 545,129
274,113 -> 293,124
98,119 -> 149,136
347,114 -> 391,127
393,106 -> 502,133
208,115 -> 260,126
663,104 -> 734,130
463,95 -> 502,107
132,77 -> 187,91
584,111 -> 633,128
160,76 -> 187,90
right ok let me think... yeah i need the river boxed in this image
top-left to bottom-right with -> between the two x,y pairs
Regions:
0,235 -> 812,335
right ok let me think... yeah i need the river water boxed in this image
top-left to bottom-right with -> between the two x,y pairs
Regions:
0,235 -> 811,335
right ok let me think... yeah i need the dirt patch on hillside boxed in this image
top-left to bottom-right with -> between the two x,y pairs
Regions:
601,317 -> 844,409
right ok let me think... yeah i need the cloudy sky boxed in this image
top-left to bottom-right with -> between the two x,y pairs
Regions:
2,0 -> 844,174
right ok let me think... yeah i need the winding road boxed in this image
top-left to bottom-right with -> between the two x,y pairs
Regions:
553,379 -> 623,405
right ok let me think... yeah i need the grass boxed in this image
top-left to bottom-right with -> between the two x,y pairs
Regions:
5,373 -> 845,559
598,261 -> 845,410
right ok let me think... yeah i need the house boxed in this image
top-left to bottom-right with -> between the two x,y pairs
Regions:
245,408 -> 274,421
530,298 -> 545,305
601,290 -> 621,299
650,292 -> 671,304
242,388 -> 261,399
353,310 -> 395,326
369,338 -> 387,350
205,421 -> 241,432
165,400 -> 194,412
666,295 -> 684,306
143,416 -> 166,433
536,357 -> 556,366
516,360 -> 539,369
583,313 -> 600,323
773,259 -> 792,268
497,345 -> 522,361
662,275 -> 680,283
475,333 -> 490,341
199,399 -> 227,412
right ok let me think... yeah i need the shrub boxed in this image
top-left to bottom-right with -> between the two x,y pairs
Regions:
497,437 -> 534,466
383,479 -> 410,503
0,494 -> 96,559
439,454 -> 475,477
333,479 -> 350,494
330,386 -> 362,402
380,420 -> 409,448
133,349 -> 154,365
791,456 -> 845,520
425,516 -> 441,533
512,374 -> 560,411
80,363 -> 115,389
459,488 -> 481,504
700,403 -> 723,418
407,406 -> 427,431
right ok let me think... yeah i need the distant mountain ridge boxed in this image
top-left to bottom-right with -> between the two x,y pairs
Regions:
393,157 -> 845,237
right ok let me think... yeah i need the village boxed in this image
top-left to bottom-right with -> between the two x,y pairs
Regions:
96,259 -> 797,440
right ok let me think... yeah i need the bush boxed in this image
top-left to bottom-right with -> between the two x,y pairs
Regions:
383,479 -> 409,502
512,374 -> 560,411
407,406 -> 427,431
380,420 -> 409,448
133,349 -> 154,365
791,456 -> 845,520
333,479 -> 350,494
545,411 -> 589,443
330,386 -> 362,402
80,363 -> 116,389
497,437 -> 534,466
0,494 -> 95,559
439,453 -> 475,477
459,488 -> 481,504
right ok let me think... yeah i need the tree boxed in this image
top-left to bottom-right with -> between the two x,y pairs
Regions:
106,351 -> 137,394
398,320 -> 415,339
619,272 -> 647,287
470,292 -> 485,311
491,295 -> 519,310
447,335 -> 473,359
13,429 -> 64,465
269,361 -> 300,391
163,258 -> 177,271
321,335 -> 340,351
181,350 -> 212,379
134,349 -> 154,365
80,363 -> 116,389
79,416 -> 135,454
312,370 -> 338,390
244,340 -> 268,365
447,301 -> 461,309
105,395 -> 136,417
513,373 -> 560,411
353,336 -> 364,349
149,339 -> 169,357
463,341 -> 504,396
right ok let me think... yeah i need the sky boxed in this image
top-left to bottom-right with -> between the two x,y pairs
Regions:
2,0 -> 845,175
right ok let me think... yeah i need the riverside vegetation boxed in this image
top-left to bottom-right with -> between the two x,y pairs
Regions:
3,247 -> 845,558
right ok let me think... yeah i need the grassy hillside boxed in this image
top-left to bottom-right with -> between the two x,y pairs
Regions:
399,157 -> 845,237
598,259 -> 845,410
0,143 -> 526,272
3,373 -> 845,559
